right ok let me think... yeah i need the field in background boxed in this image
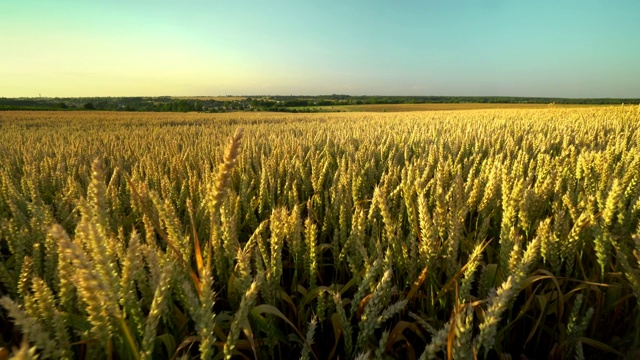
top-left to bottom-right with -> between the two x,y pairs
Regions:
173,96 -> 248,101
288,103 -> 613,113
0,107 -> 639,359
336,103 -> 611,112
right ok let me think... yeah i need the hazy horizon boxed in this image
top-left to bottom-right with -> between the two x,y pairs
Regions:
6,94 -> 640,100
2,0 -> 639,98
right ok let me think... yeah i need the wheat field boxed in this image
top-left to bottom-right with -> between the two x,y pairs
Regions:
0,107 -> 639,359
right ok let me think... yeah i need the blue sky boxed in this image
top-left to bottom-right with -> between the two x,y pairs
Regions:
1,0 -> 639,97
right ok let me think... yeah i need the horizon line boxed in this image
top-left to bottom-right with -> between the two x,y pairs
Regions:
4,94 -> 640,100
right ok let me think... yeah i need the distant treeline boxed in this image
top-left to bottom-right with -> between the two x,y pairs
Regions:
0,97 -> 242,112
1,95 -> 638,113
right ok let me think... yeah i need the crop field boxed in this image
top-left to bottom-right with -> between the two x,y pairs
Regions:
0,107 -> 639,359
333,103 -> 611,112
299,103 -> 609,113
173,96 -> 249,102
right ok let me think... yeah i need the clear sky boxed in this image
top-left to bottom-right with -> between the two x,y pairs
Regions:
2,0 -> 639,98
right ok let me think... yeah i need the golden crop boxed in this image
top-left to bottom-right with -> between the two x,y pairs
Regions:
0,107 -> 639,359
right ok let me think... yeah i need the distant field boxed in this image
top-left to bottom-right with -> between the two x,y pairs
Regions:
167,99 -> 618,112
1,107 -> 638,359
334,102 -> 612,112
172,96 -> 248,101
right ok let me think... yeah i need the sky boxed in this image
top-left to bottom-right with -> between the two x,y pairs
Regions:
1,0 -> 639,98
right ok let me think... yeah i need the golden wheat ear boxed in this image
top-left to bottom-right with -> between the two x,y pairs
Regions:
206,128 -> 245,272
211,128 -> 244,210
